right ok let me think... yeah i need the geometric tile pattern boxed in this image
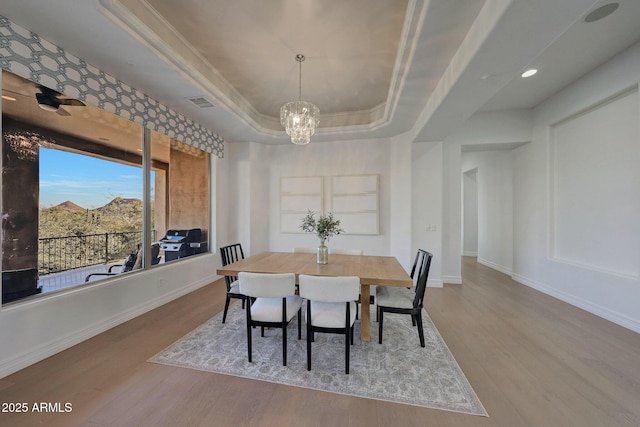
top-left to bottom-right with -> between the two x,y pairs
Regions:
0,15 -> 224,158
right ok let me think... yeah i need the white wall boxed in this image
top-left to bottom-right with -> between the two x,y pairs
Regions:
462,150 -> 514,275
551,90 -> 638,277
462,169 -> 478,256
224,142 -> 251,254
224,135 -> 433,276
412,141 -> 443,286
389,138 -> 414,274
511,41 -> 640,332
441,110 -> 533,284
440,42 -> 640,332
266,139 -> 391,255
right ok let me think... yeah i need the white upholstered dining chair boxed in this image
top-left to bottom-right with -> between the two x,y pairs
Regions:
238,272 -> 302,366
298,274 -> 360,374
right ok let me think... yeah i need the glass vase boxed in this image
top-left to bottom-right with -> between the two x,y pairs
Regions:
317,241 -> 328,264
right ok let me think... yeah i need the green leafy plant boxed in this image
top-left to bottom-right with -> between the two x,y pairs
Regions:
300,210 -> 344,243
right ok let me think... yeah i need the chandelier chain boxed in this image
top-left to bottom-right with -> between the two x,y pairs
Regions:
298,59 -> 302,101
296,53 -> 305,101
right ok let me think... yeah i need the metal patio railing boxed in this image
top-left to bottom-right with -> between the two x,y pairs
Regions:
38,231 -> 142,275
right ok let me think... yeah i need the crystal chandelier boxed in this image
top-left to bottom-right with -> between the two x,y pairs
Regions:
280,54 -> 319,145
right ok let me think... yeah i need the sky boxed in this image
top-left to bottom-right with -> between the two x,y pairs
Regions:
39,148 -> 152,209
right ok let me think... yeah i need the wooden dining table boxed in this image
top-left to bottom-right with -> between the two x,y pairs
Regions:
216,251 -> 413,341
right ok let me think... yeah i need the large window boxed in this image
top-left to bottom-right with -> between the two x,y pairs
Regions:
1,70 -> 210,304
150,130 -> 210,267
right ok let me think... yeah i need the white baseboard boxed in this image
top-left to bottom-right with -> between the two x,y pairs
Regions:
477,257 -> 513,276
442,275 -> 462,284
462,251 -> 478,257
427,279 -> 443,288
512,273 -> 640,334
0,275 -> 217,379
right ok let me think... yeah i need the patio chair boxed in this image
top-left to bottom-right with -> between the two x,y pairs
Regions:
85,243 -> 160,282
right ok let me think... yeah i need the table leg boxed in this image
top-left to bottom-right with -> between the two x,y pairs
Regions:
360,284 -> 371,342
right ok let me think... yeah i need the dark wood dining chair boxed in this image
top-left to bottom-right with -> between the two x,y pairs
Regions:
238,272 -> 302,366
375,248 -> 424,322
219,243 -> 246,323
376,250 -> 433,347
299,274 -> 360,374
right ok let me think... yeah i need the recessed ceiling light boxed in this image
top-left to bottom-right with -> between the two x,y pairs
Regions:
584,3 -> 619,23
521,69 -> 538,78
2,94 -> 17,101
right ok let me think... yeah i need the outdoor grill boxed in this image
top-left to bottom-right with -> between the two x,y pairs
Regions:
160,228 -> 203,261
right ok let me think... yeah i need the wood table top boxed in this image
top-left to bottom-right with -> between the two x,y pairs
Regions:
216,251 -> 412,287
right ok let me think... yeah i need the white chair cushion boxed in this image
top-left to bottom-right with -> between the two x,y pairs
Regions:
229,280 -> 241,294
298,275 -> 360,302
239,272 -> 296,298
376,286 -> 415,309
307,301 -> 357,328
250,295 -> 303,322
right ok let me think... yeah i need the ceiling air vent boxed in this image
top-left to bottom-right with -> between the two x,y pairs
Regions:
186,97 -> 214,108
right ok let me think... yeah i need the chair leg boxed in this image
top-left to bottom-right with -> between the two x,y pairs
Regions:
416,311 -> 425,348
378,309 -> 384,344
222,295 -> 231,323
306,305 -> 312,371
246,310 -> 252,363
345,327 -> 350,375
261,326 -> 265,337
298,309 -> 302,340
411,314 -> 416,326
282,322 -> 287,366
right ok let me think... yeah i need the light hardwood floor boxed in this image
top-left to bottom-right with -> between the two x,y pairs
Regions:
1,256 -> 639,426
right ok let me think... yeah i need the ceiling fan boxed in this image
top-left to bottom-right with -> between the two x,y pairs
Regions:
35,86 -> 85,116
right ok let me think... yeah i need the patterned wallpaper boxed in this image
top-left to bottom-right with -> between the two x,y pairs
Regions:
0,15 -> 224,158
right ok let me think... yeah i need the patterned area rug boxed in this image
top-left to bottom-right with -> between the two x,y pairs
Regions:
149,302 -> 487,416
